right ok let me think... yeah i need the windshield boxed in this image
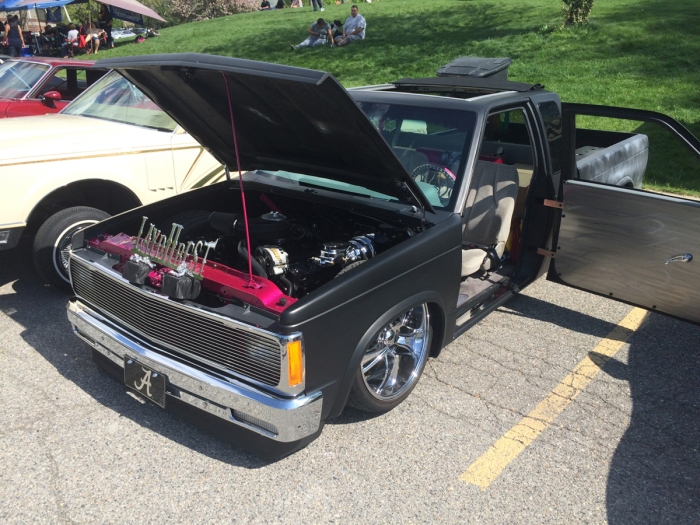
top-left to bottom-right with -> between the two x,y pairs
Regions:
255,170 -> 398,202
358,101 -> 476,209
0,61 -> 50,99
62,71 -> 177,131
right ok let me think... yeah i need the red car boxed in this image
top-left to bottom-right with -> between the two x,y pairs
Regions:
0,57 -> 107,118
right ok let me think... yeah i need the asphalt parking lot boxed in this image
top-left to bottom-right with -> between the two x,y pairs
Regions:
1,240 -> 698,524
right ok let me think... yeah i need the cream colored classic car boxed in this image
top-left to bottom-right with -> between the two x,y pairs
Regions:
0,70 -> 223,289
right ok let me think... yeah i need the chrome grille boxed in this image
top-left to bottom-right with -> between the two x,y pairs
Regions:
70,256 -> 282,387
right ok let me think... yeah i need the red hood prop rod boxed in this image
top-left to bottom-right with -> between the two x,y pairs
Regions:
223,73 -> 261,289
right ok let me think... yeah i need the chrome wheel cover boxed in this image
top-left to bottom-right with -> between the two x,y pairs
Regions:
52,220 -> 100,283
361,304 -> 430,401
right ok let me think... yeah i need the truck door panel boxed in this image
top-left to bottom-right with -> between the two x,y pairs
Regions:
554,182 -> 700,323
550,103 -> 700,325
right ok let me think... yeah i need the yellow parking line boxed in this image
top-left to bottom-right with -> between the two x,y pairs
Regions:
460,307 -> 649,490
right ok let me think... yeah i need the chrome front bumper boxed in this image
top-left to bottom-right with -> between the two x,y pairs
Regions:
67,300 -> 323,442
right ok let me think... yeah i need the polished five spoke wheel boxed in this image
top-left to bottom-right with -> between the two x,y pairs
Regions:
349,303 -> 431,412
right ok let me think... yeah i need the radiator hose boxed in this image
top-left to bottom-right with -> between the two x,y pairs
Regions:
237,240 -> 268,279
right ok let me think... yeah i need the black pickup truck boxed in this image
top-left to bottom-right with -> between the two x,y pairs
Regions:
65,54 -> 700,458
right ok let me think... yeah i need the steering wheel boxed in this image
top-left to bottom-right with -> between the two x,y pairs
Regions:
411,163 -> 455,205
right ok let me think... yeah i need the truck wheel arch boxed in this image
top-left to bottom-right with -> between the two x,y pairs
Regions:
327,292 -> 448,419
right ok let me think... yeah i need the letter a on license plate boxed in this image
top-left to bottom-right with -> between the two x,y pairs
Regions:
124,358 -> 167,408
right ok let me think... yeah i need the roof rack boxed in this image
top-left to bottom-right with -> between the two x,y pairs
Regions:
391,76 -> 544,94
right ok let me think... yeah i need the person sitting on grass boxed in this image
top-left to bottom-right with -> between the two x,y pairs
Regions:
259,0 -> 272,10
291,18 -> 334,49
275,0 -> 286,8
291,0 -> 303,7
334,5 -> 366,47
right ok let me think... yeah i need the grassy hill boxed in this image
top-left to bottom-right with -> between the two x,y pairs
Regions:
98,0 -> 700,195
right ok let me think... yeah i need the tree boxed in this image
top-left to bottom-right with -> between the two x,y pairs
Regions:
168,0 -> 259,24
562,0 -> 594,26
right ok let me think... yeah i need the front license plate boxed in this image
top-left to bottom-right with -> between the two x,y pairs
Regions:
124,358 -> 166,408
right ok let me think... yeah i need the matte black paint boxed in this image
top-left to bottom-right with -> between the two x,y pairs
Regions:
71,58 -> 700,457
552,181 -> 700,325
549,103 -> 700,328
279,213 -> 463,419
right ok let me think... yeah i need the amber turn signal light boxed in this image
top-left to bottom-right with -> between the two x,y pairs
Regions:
287,340 -> 303,387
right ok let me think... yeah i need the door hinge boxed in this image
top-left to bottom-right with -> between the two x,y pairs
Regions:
537,248 -> 556,258
543,199 -> 563,209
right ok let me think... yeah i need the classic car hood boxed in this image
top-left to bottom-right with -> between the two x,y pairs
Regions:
0,114 -> 171,165
95,53 -> 432,210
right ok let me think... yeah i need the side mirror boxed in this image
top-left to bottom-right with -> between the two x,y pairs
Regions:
41,90 -> 61,108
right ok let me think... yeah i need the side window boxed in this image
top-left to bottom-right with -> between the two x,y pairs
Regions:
38,68 -> 67,96
38,68 -> 88,101
571,114 -> 700,195
538,100 -> 562,174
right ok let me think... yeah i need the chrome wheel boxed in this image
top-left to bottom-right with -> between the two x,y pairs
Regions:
52,220 -> 100,283
360,304 -> 430,401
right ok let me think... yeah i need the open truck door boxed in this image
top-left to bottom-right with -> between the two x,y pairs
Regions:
548,103 -> 700,325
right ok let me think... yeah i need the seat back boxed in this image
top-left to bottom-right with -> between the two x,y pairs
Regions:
462,160 -> 519,249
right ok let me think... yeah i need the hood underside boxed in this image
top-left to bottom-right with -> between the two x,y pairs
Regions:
95,53 -> 431,210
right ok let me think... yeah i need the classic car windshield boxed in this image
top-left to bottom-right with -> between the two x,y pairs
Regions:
357,102 -> 477,209
0,61 -> 50,99
62,71 -> 177,131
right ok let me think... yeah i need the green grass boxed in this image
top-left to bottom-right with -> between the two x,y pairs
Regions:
95,0 -> 700,196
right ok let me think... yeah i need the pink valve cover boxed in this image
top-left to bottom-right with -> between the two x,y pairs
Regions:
88,233 -> 296,315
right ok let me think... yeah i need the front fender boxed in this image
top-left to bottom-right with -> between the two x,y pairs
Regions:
279,213 -> 463,420
327,290 -> 446,418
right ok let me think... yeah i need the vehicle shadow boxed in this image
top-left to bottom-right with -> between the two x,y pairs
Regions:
327,405 -> 383,426
497,293 -> 626,341
603,314 -> 700,524
0,242 -> 271,468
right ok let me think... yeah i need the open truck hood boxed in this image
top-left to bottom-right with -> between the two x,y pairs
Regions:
95,53 -> 432,211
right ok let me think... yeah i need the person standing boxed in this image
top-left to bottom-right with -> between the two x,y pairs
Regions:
334,5 -> 366,47
5,15 -> 24,58
97,3 -> 113,49
311,0 -> 324,12
291,18 -> 333,49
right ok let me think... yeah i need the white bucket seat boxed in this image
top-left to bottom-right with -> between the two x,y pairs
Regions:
461,160 -> 519,276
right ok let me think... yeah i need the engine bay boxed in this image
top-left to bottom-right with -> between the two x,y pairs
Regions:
86,196 -> 421,316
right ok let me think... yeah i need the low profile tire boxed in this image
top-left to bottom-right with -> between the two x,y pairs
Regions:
347,303 -> 432,413
33,206 -> 110,291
